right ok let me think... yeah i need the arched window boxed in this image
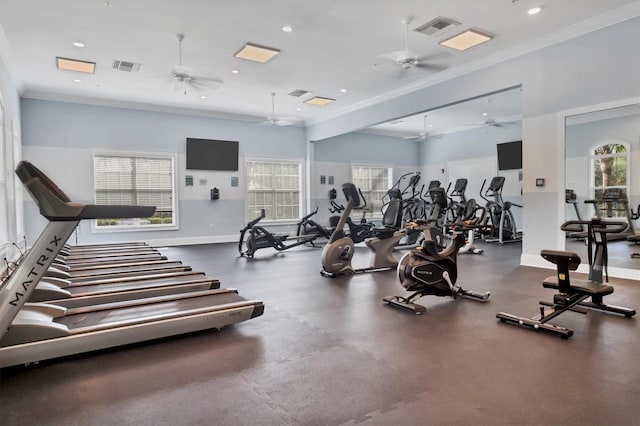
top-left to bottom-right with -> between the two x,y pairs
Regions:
590,141 -> 629,218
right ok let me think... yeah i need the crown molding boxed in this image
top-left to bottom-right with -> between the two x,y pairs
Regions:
307,3 -> 640,127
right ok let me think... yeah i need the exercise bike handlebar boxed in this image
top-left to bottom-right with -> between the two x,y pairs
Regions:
479,179 -> 490,203
560,219 -> 627,234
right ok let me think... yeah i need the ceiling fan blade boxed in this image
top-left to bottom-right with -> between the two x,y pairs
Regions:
414,62 -> 447,71
194,76 -> 224,86
189,78 -> 223,90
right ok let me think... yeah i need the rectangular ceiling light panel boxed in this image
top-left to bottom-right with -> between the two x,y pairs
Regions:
439,29 -> 492,51
56,57 -> 96,73
234,43 -> 280,63
304,96 -> 335,106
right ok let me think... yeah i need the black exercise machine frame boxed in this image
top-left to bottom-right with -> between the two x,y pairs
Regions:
496,218 -> 636,339
238,208 -> 320,257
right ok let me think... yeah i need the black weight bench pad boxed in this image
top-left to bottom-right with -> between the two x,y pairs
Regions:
543,277 -> 614,296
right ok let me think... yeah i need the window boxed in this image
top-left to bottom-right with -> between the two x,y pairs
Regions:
93,152 -> 177,230
351,164 -> 393,217
246,159 -> 302,221
590,142 -> 629,218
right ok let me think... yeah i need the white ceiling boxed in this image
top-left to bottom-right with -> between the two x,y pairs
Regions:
0,0 -> 636,131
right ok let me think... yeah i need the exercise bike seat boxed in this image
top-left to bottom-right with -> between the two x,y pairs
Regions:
540,249 -> 613,296
542,277 -> 614,296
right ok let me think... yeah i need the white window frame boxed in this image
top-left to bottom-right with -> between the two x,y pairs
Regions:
589,141 -> 630,219
92,150 -> 179,233
245,157 -> 304,224
351,162 -> 393,219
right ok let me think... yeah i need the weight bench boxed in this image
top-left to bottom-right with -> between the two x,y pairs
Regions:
497,250 -> 636,338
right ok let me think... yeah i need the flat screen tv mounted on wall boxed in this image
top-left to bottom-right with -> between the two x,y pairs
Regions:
497,140 -> 522,171
186,138 -> 239,171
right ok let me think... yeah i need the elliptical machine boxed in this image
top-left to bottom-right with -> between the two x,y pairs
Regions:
480,176 -> 522,244
383,220 -> 491,315
238,209 -> 319,257
321,183 -> 408,277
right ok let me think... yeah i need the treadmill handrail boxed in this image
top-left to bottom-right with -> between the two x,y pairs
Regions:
16,161 -> 155,220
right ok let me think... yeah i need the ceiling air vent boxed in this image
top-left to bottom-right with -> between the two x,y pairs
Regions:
288,89 -> 311,97
112,60 -> 142,72
414,17 -> 460,37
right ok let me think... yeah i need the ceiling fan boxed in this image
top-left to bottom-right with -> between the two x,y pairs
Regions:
403,115 -> 440,140
381,18 -> 445,72
465,98 -> 515,129
257,92 -> 299,126
170,34 -> 223,94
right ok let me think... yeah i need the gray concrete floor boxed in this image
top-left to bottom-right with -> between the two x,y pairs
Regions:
1,240 -> 639,425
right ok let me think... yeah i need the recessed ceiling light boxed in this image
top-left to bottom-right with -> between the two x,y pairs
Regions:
439,29 -> 493,51
304,96 -> 335,106
73,42 -> 85,48
428,124 -> 433,128
282,26 -> 293,33
72,78 -> 82,83
231,69 -> 240,74
234,43 -> 280,63
56,57 -> 96,73
200,95 -> 207,99
482,112 -> 488,116
295,108 -> 301,111
339,89 -> 347,93
528,6 -> 543,15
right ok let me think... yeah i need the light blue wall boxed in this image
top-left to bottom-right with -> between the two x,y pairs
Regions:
20,99 -> 307,245
311,131 -> 420,224
314,132 -> 419,165
306,17 -> 640,269
419,121 -> 523,165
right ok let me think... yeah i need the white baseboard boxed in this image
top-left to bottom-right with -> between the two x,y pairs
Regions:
520,254 -> 555,270
145,234 -> 239,247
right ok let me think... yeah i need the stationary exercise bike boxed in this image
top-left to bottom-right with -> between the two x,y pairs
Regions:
383,218 -> 492,315
496,218 -> 636,338
321,183 -> 409,277
239,209 -> 319,257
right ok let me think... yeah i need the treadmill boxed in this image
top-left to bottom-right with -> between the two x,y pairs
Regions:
0,161 -> 264,368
